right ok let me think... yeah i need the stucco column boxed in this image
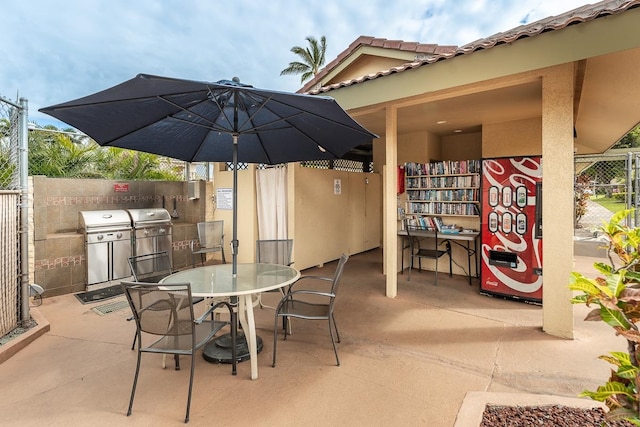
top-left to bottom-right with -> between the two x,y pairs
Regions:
384,106 -> 398,297
541,64 -> 575,338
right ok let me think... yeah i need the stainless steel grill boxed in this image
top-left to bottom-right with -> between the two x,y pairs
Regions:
78,210 -> 133,286
126,208 -> 173,263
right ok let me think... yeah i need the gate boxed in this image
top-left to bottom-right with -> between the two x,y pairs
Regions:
0,94 -> 28,336
574,152 -> 637,236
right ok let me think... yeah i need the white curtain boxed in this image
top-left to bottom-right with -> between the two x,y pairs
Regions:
256,166 -> 288,240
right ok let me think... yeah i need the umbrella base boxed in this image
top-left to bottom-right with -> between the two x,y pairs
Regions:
203,332 -> 263,364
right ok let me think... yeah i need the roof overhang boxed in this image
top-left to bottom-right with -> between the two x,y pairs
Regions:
315,3 -> 640,155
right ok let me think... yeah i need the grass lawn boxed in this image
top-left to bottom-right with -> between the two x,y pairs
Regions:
591,195 -> 626,213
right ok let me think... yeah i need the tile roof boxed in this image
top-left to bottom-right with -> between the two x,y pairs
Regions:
299,36 -> 457,94
304,0 -> 640,95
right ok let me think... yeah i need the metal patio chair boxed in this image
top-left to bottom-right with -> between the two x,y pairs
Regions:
255,239 -> 294,309
272,253 -> 348,367
121,281 -> 236,423
190,221 -> 226,267
403,219 -> 452,285
128,251 -> 173,283
127,251 -> 203,351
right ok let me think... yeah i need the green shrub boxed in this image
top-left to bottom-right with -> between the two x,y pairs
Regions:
570,209 -> 640,425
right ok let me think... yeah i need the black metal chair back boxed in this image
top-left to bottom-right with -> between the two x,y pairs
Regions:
128,251 -> 172,283
122,281 -> 235,423
255,239 -> 294,266
272,253 -> 349,367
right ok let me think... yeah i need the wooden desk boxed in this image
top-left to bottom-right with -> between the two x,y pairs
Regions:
398,229 -> 480,285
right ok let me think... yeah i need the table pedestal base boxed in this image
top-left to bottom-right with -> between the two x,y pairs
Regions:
203,332 -> 263,364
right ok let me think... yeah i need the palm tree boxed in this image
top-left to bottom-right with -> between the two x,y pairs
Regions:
280,36 -> 327,84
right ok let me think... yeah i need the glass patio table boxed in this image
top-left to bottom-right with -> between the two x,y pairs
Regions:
160,263 -> 300,380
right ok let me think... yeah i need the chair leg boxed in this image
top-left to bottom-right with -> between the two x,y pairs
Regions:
434,257 -> 438,286
328,316 -> 340,366
185,352 -> 196,423
448,245 -> 453,278
272,314 -> 281,367
331,313 -> 341,343
127,349 -> 143,417
174,354 -> 180,370
221,248 -> 226,264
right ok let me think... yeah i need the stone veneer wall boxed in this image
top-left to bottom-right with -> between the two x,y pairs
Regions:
32,176 -> 212,297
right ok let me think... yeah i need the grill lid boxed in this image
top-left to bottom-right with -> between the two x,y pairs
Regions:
79,210 -> 131,230
126,208 -> 172,225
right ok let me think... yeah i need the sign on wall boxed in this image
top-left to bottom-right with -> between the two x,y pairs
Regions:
114,183 -> 129,192
216,188 -> 233,210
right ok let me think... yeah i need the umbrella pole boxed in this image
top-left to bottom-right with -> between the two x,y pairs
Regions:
232,134 -> 239,277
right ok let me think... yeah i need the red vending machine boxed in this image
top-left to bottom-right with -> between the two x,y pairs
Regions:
481,156 -> 542,303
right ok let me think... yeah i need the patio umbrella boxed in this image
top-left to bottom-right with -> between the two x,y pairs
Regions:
40,73 -> 377,275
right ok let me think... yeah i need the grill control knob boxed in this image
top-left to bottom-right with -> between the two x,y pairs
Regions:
116,232 -> 123,239
97,234 -> 104,241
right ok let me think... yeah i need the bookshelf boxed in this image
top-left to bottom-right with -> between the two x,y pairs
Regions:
404,160 -> 481,220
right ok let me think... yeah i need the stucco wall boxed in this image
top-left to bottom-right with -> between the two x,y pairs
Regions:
212,165 -> 258,264
442,132 -> 482,160
398,130 -> 441,165
292,165 -> 381,270
210,163 -> 382,272
482,118 -> 542,158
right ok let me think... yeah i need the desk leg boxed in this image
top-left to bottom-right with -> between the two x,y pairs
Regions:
467,241 -> 472,286
239,294 -> 258,380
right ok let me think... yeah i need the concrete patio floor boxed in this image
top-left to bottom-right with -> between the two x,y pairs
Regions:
0,249 -> 620,426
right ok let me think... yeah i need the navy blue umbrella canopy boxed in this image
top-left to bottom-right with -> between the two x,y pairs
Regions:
41,73 -> 377,275
40,74 -> 376,164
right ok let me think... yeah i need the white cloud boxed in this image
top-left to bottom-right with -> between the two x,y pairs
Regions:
0,0 -> 588,126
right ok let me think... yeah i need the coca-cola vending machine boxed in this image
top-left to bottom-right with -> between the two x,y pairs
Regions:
481,156 -> 542,303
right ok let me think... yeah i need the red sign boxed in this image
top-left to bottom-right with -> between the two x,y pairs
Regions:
114,183 -> 129,193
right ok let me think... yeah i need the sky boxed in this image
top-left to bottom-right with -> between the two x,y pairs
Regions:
2,0 -> 590,128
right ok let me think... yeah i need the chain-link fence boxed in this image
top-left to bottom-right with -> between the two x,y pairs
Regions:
0,95 -> 23,337
575,152 -> 636,237
25,126 -> 205,181
0,98 -> 19,190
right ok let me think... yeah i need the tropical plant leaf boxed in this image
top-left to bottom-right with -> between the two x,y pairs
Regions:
605,273 -> 625,298
626,270 -> 640,282
600,306 -> 631,329
600,351 -> 632,367
570,294 -> 590,304
615,328 -> 640,343
583,308 -> 603,321
569,274 -> 601,295
580,381 -> 635,401
594,262 -> 614,274
616,364 -> 639,379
